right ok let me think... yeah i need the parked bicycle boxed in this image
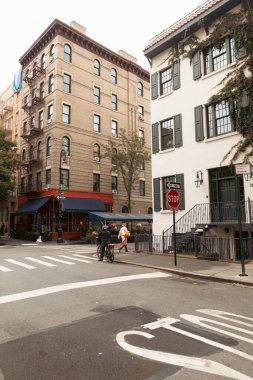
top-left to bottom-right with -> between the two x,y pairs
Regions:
97,242 -> 115,263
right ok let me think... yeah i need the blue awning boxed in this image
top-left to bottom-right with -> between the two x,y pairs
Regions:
15,196 -> 51,215
88,212 -> 153,222
62,198 -> 106,212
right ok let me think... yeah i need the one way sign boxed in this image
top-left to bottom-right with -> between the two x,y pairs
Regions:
165,182 -> 181,190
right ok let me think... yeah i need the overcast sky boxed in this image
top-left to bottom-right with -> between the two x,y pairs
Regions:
0,0 -> 204,94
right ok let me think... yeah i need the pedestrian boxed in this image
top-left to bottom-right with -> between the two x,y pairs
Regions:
118,222 -> 129,253
79,221 -> 84,240
0,223 -> 5,236
97,225 -> 111,261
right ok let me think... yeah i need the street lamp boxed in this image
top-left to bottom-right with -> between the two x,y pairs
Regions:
57,148 -> 67,244
194,171 -> 203,188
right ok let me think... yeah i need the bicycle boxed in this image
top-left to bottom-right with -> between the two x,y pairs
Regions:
97,242 -> 115,263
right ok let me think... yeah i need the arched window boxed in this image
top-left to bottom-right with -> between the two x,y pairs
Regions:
22,149 -> 26,161
37,141 -> 42,160
112,148 -> 117,165
29,145 -> 34,160
49,44 -> 55,60
64,44 -> 72,62
41,54 -> 46,69
62,136 -> 70,155
46,137 -> 52,156
111,68 -> 117,84
138,81 -> 143,96
94,59 -> 100,76
93,144 -> 100,161
148,207 -> 153,214
122,206 -> 128,213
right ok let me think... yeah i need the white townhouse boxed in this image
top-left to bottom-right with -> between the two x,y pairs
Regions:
144,0 -> 253,260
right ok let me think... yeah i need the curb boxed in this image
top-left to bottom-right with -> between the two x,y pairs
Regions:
115,259 -> 253,287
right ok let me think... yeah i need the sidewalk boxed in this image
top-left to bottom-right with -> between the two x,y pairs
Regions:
1,237 -> 253,287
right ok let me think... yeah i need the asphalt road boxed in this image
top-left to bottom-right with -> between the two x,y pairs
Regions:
0,244 -> 253,380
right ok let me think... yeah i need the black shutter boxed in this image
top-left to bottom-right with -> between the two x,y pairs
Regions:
193,51 -> 201,80
152,122 -> 159,153
151,73 -> 158,100
174,114 -> 182,147
176,173 -> 185,210
153,178 -> 161,211
194,105 -> 204,141
172,61 -> 180,90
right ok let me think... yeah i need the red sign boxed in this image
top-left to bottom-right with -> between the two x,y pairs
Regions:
167,189 -> 180,211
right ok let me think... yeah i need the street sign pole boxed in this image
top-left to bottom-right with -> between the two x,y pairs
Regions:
173,210 -> 177,266
236,174 -> 248,276
167,189 -> 180,266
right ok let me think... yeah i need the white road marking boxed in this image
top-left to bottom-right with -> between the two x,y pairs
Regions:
58,255 -> 92,263
0,272 -> 170,304
21,244 -> 38,246
73,254 -> 98,261
0,265 -> 12,272
116,331 -> 252,380
198,309 -> 253,327
42,256 -> 75,265
25,257 -> 56,267
5,259 -> 36,269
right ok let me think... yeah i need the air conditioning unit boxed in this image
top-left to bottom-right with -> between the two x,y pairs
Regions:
112,132 -> 117,138
112,189 -> 117,194
45,184 -> 51,190
94,156 -> 100,162
138,115 -> 144,121
47,117 -> 52,123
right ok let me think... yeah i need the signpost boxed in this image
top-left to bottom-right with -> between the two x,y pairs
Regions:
167,188 -> 180,266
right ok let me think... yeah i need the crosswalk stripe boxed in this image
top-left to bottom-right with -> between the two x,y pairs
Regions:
25,257 -> 56,267
42,256 -> 75,265
0,265 -> 12,272
58,255 -> 92,263
5,259 -> 36,269
73,254 -> 98,261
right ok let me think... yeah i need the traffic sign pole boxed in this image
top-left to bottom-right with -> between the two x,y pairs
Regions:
167,189 -> 180,266
173,210 -> 177,266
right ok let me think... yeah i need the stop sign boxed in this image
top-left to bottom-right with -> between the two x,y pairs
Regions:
167,189 -> 180,211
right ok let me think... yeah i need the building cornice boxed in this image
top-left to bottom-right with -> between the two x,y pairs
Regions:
19,19 -> 150,82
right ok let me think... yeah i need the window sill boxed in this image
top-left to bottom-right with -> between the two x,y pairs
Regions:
158,90 -> 173,100
205,131 -> 238,143
202,61 -> 237,80
160,147 -> 175,154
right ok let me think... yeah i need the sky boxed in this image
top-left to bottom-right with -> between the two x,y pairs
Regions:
0,0 -> 205,94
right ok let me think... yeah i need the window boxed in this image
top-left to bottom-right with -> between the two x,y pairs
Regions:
28,174 -> 33,191
31,116 -> 35,128
62,104 -> 71,124
38,111 -> 43,129
41,54 -> 46,69
160,67 -> 173,95
139,180 -> 145,196
138,105 -> 144,119
204,36 -> 235,75
63,73 -> 71,93
23,121 -> 27,134
93,144 -> 100,161
122,205 -> 128,213
112,94 -> 117,110
46,169 -> 51,186
112,148 -> 117,165
29,145 -> 34,160
60,169 -> 69,188
62,136 -> 70,155
140,156 -> 145,170
46,137 -> 52,156
49,44 -> 55,60
148,207 -> 153,214
111,68 -> 117,84
64,44 -> 72,63
160,174 -> 185,210
138,81 -> 143,96
94,86 -> 100,104
48,74 -> 54,93
93,114 -> 101,132
37,141 -> 42,160
22,149 -> 26,161
21,177 -> 25,192
93,173 -> 100,192
47,104 -> 53,123
138,129 -> 144,139
161,118 -> 174,150
111,120 -> 118,137
112,176 -> 118,191
37,172 -> 42,191
40,81 -> 45,98
207,100 -> 235,138
94,59 -> 100,76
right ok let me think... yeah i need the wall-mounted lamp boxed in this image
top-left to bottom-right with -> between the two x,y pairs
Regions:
195,171 -> 203,188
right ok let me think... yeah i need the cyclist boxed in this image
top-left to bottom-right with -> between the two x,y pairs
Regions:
97,225 -> 111,261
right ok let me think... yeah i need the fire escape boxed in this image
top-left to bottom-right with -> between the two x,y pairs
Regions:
20,64 -> 45,194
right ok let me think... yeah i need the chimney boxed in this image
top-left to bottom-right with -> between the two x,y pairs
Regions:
70,21 -> 86,35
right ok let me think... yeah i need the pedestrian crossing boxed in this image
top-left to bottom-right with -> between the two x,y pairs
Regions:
0,246 -> 98,273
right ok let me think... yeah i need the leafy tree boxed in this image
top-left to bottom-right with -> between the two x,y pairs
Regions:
101,128 -> 151,212
0,127 -> 21,202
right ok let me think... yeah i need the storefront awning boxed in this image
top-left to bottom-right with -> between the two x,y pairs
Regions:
88,212 -> 153,222
15,196 -> 51,215
62,198 -> 106,212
